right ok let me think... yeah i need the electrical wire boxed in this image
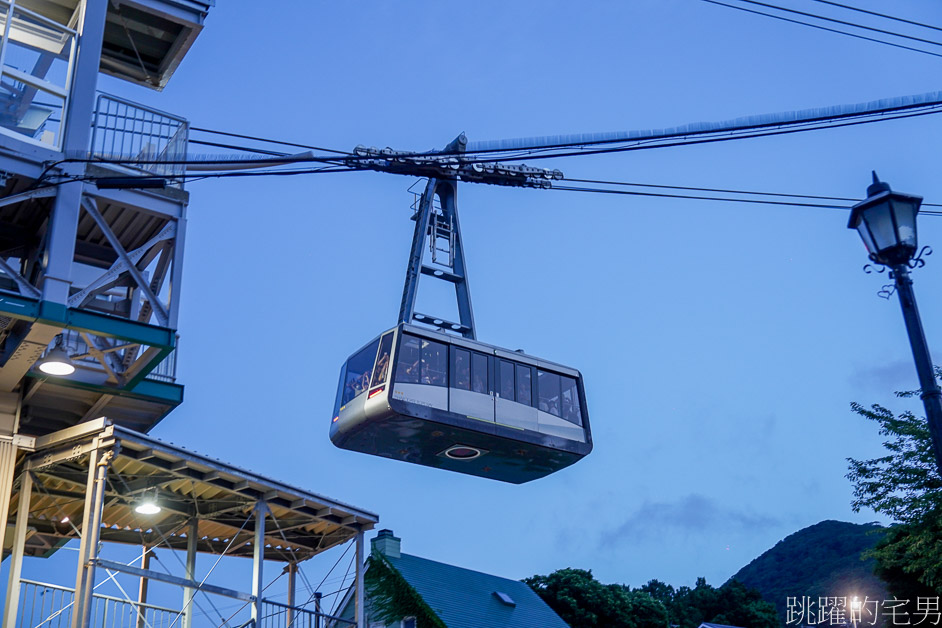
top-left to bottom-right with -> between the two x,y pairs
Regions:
61,101 -> 941,178
160,90 -> 942,165
43,155 -> 942,218
701,0 -> 942,59
808,0 -> 942,34
551,183 -> 942,216
552,184 -> 848,209
188,139 -> 290,156
563,176 -> 942,208
450,106 -> 942,164
734,0 -> 942,48
190,126 -> 352,155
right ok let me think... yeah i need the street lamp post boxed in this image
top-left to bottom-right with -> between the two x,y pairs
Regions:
848,172 -> 942,478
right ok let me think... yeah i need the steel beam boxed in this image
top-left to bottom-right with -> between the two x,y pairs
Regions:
80,198 -> 170,326
286,563 -> 297,628
355,532 -> 365,628
0,256 -> 40,298
46,0 -> 108,305
0,322 -> 60,393
182,517 -> 198,628
398,177 -> 476,339
0,438 -> 17,552
2,469 -> 32,628
251,501 -> 268,623
72,446 -> 110,628
93,559 -> 256,602
136,546 -> 152,628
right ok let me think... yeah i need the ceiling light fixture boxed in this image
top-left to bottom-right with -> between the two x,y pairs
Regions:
38,335 -> 75,376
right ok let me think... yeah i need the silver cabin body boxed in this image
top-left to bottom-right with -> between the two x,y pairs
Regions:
330,324 -> 592,484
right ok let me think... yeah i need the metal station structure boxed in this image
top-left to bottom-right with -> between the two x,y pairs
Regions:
0,1 -> 377,627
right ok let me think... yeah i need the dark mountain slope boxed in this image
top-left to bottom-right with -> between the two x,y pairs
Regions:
730,520 -> 890,619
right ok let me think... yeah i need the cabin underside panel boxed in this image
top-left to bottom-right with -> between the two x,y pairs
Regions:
331,400 -> 587,484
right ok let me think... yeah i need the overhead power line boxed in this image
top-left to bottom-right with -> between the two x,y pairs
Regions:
808,0 -> 942,34
57,162 -> 942,218
563,176 -> 942,208
701,0 -> 942,59
551,182 -> 942,216
734,0 -> 942,48
189,126 -> 352,155
182,89 -> 942,165
173,100 -> 942,175
463,90 -> 942,154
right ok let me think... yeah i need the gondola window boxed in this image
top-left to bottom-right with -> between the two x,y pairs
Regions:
420,339 -> 447,386
454,348 -> 471,390
371,332 -> 394,388
396,335 -> 422,384
472,352 -> 488,393
516,364 -> 532,406
560,376 -> 582,425
538,370 -> 562,417
342,339 -> 380,406
499,360 -> 515,400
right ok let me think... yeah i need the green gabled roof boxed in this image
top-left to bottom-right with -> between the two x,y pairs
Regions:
385,552 -> 570,628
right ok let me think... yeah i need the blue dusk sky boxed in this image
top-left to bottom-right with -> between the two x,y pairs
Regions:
10,0 -> 942,616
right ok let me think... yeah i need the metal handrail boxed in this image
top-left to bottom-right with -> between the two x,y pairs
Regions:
20,579 -> 180,613
90,92 -> 189,190
260,598 -> 356,627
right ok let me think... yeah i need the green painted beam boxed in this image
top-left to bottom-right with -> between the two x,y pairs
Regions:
25,372 -> 184,406
123,345 -> 174,390
63,309 -> 175,349
0,293 -> 39,321
0,293 -> 175,349
1,293 -> 179,396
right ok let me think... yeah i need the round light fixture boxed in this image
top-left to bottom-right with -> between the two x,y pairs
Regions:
443,445 -> 483,460
38,345 -> 75,376
135,501 -> 161,515
134,490 -> 161,515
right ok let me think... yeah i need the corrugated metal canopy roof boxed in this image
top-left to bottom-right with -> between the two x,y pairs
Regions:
8,419 -> 377,562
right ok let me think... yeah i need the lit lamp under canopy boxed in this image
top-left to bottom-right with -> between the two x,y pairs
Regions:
134,489 -> 161,515
37,336 -> 75,376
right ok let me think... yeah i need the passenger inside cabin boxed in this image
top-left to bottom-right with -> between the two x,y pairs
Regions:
374,353 -> 390,383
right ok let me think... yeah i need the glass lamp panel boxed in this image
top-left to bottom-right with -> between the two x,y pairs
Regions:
853,216 -> 877,255
862,202 -> 898,253
890,198 -> 918,249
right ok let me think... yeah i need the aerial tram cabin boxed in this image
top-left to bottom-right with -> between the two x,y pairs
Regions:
330,323 -> 591,483
329,168 -> 592,483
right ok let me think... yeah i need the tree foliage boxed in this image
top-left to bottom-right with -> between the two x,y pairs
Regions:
523,569 -> 779,628
847,371 -> 942,592
522,568 -> 667,628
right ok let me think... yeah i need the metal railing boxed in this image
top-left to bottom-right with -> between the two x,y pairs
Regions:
259,600 -> 355,628
90,93 -> 188,189
18,579 -> 181,628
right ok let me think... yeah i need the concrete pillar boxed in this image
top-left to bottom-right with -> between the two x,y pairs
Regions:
2,470 -> 32,628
